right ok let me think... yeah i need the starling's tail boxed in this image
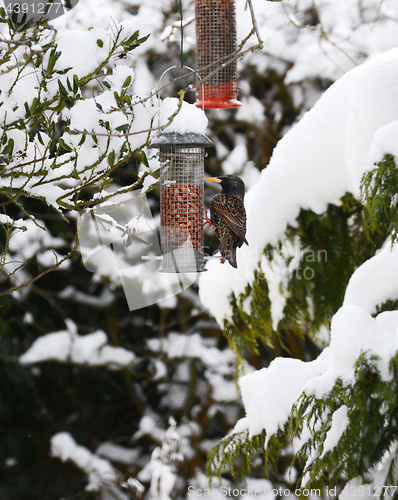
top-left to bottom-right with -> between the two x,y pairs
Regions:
228,249 -> 238,268
238,236 -> 249,248
220,240 -> 237,268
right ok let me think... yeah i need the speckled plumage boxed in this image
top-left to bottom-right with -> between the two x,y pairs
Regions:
206,175 -> 248,268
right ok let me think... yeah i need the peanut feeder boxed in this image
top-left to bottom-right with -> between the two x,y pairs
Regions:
151,132 -> 213,273
194,0 -> 241,109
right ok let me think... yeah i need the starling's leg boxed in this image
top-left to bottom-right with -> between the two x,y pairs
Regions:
220,257 -> 226,264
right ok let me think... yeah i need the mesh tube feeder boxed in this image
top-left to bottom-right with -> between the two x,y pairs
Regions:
151,132 -> 213,273
195,0 -> 241,109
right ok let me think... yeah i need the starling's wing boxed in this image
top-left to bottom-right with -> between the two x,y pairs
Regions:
211,193 -> 248,245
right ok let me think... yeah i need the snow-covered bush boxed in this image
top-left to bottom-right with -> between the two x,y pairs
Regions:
204,28 -> 398,499
0,8 -> 153,296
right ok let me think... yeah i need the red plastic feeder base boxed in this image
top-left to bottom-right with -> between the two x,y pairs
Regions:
195,97 -> 242,109
195,82 -> 242,109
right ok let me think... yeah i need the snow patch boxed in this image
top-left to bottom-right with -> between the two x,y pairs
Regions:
158,97 -> 208,135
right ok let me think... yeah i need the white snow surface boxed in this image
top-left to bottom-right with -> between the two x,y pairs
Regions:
237,0 -> 398,84
8,219 -> 65,260
339,477 -> 369,499
343,240 -> 398,314
0,214 -> 25,228
320,405 -> 349,458
368,119 -> 398,166
147,419 -> 183,500
51,432 -> 117,491
148,332 -> 239,403
19,320 -> 136,369
236,353 -> 330,440
157,97 -> 208,135
96,442 -> 139,466
148,332 -> 235,375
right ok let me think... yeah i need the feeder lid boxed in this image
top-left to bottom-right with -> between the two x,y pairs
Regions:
150,132 -> 213,149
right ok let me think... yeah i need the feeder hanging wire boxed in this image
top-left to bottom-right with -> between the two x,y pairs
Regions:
179,0 -> 184,67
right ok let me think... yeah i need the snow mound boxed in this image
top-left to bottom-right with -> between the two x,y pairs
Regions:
158,97 -> 208,135
20,320 -> 136,369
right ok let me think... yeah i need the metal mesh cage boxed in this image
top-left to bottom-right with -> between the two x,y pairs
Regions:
195,0 -> 241,109
151,133 -> 213,273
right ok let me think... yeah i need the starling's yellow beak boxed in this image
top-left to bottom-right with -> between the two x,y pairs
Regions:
205,177 -> 222,183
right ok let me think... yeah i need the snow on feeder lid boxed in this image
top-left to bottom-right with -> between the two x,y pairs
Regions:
194,0 -> 242,109
150,132 -> 213,273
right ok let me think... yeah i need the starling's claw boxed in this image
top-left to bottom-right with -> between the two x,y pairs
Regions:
220,257 -> 226,264
204,211 -> 214,229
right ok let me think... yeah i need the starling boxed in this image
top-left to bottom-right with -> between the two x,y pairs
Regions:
205,175 -> 248,269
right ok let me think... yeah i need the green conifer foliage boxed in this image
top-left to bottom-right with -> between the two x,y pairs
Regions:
361,154 -> 398,244
291,352 -> 398,491
223,193 -> 383,361
208,352 -> 398,491
207,155 -> 398,491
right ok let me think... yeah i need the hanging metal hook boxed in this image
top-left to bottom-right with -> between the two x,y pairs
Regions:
157,65 -> 205,132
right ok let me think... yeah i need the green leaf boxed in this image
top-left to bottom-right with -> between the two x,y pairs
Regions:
121,30 -> 150,52
55,67 -> 73,75
24,102 -> 30,117
136,34 -> 150,46
78,134 -> 86,147
30,97 -> 39,115
46,57 -> 56,77
73,74 -> 79,93
46,49 -> 61,78
55,100 -> 65,113
122,75 -> 132,88
140,150 -> 149,169
37,131 -> 44,146
11,8 -> 19,25
19,17 -> 33,32
360,154 -> 398,244
96,39 -> 104,48
58,80 -> 68,98
107,150 -> 115,167
1,138 -> 14,156
113,91 -> 121,106
123,34 -> 150,52
122,30 -> 139,46
115,124 -> 129,133
58,138 -> 72,152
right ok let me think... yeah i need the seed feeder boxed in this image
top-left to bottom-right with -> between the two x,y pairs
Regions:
150,132 -> 213,273
195,0 -> 242,109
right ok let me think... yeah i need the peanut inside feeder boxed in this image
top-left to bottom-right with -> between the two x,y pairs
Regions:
150,133 -> 213,273
195,0 -> 241,109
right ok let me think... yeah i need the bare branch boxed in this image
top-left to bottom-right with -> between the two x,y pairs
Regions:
0,239 -> 79,298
